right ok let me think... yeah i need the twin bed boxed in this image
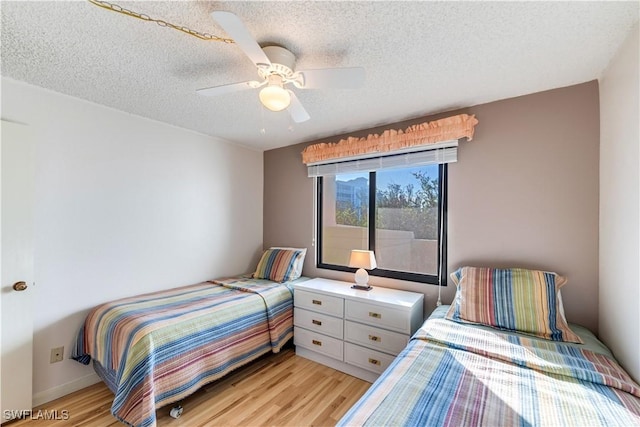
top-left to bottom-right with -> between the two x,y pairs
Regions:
338,305 -> 640,426
72,247 -> 308,427
73,260 -> 640,427
339,267 -> 640,426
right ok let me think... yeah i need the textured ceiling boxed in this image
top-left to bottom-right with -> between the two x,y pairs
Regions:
2,1 -> 638,150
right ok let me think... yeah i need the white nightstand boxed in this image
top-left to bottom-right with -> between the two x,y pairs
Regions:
293,277 -> 424,382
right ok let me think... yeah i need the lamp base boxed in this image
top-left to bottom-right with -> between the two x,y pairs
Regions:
353,268 -> 372,291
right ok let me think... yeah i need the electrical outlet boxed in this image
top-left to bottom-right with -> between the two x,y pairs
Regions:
50,346 -> 64,364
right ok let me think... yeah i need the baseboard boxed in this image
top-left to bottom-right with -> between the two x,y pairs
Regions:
32,373 -> 101,407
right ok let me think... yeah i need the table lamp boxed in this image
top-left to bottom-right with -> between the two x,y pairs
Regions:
349,250 -> 377,291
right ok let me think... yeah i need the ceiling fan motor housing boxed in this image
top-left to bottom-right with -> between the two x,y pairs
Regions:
260,45 -> 296,79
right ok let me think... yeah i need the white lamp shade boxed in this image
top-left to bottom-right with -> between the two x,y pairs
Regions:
348,250 -> 377,270
259,85 -> 291,111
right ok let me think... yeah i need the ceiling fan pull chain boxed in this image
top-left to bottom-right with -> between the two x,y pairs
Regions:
86,0 -> 235,44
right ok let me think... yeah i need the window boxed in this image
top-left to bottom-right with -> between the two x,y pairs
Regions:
317,163 -> 447,285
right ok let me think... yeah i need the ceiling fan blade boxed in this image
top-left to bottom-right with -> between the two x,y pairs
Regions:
295,67 -> 365,89
211,11 -> 271,68
287,91 -> 310,123
196,81 -> 259,97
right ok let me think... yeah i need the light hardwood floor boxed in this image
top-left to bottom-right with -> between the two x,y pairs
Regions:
8,346 -> 370,427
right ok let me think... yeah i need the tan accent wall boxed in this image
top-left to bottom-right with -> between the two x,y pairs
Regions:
264,81 -> 600,332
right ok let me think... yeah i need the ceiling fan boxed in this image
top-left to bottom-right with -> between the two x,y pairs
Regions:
197,11 -> 365,123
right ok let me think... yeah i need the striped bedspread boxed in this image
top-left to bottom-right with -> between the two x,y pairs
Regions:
72,276 -> 297,427
339,307 -> 640,427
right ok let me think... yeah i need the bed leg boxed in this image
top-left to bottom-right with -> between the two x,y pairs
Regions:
169,405 -> 183,419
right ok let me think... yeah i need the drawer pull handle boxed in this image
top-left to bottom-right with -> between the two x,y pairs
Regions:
369,312 -> 382,319
369,335 -> 381,342
312,299 -> 322,305
368,358 -> 381,366
312,319 -> 322,326
312,339 -> 322,346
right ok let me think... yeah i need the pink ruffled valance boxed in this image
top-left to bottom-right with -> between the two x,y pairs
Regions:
301,114 -> 478,164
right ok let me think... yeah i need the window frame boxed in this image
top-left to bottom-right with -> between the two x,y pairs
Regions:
316,164 -> 448,286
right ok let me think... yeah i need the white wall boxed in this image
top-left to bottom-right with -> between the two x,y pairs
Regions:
1,78 -> 264,404
599,22 -> 639,382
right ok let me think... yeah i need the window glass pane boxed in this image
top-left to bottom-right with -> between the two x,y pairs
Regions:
321,173 -> 369,266
375,165 -> 439,275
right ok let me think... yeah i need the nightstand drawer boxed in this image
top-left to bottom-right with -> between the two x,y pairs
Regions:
294,326 -> 343,361
344,342 -> 395,375
295,290 -> 344,317
344,320 -> 408,355
294,308 -> 343,339
345,300 -> 408,333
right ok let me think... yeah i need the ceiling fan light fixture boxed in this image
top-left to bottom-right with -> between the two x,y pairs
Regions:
201,12 -> 365,121
259,76 -> 291,112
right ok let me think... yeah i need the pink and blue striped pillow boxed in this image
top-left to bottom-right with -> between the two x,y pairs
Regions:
253,248 -> 306,283
445,266 -> 583,343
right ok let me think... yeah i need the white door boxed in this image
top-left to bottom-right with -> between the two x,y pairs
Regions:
1,120 -> 35,422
